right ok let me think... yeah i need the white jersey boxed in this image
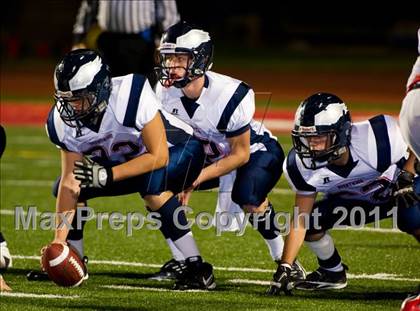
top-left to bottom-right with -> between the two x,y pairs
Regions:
399,29 -> 420,158
284,115 -> 408,204
156,71 -> 276,163
46,74 -> 192,165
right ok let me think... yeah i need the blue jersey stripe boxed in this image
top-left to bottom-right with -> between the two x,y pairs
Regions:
159,111 -> 192,145
369,115 -> 391,173
46,107 -> 68,151
123,74 -> 146,128
216,82 -> 250,133
286,149 -> 316,192
225,124 -> 250,138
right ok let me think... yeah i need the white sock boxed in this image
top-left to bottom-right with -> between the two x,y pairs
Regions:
172,232 -> 200,259
166,238 -> 185,261
264,235 -> 284,261
67,239 -> 84,258
305,233 -> 343,271
325,263 -> 344,272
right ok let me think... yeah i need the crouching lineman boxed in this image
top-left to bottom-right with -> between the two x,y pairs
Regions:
38,49 -> 215,290
152,21 -> 306,284
268,92 -> 420,295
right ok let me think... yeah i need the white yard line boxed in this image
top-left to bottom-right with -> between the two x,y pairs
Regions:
229,273 -> 420,285
1,180 -> 54,187
102,284 -> 208,293
12,255 -> 418,282
0,292 -> 80,299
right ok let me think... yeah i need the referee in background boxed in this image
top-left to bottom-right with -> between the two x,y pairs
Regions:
72,0 -> 180,85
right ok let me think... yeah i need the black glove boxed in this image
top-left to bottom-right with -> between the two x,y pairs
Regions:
394,170 -> 420,209
267,263 -> 293,295
361,177 -> 393,201
73,156 -> 113,189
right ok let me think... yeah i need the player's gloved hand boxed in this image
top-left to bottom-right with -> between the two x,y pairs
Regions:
73,156 -> 113,189
267,262 -> 294,296
361,177 -> 393,201
393,170 -> 420,209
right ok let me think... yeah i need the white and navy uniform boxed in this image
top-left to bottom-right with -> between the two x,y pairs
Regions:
157,71 -> 284,206
284,115 -> 420,233
399,28 -> 420,159
47,74 -> 204,198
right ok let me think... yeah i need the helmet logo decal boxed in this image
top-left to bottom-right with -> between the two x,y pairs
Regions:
69,56 -> 102,91
176,29 -> 211,49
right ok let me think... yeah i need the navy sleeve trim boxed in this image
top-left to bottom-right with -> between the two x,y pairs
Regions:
46,107 -> 68,151
225,124 -> 250,138
159,111 -> 192,145
369,115 -> 391,173
216,82 -> 250,133
123,74 -> 146,128
286,149 -> 316,192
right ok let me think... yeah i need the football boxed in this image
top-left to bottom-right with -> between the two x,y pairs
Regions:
41,243 -> 85,287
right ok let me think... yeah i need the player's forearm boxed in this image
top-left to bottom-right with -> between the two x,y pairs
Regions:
200,153 -> 247,183
112,151 -> 168,182
54,185 -> 78,242
281,217 -> 307,265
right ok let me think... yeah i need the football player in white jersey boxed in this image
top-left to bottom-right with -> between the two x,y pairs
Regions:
37,49 -> 215,290
153,21 -> 306,285
268,93 -> 420,295
399,28 -> 420,159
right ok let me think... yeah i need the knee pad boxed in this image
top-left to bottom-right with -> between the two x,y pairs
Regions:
397,203 -> 420,233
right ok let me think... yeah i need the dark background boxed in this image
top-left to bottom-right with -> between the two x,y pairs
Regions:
1,0 -> 419,60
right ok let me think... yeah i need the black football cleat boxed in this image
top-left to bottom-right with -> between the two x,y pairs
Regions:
174,258 -> 216,290
148,258 -> 186,281
290,259 -> 307,282
294,264 -> 348,290
26,270 -> 49,281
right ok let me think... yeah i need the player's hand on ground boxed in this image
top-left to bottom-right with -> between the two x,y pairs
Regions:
73,156 -> 113,189
394,170 -> 420,208
0,275 -> 12,292
267,263 -> 294,296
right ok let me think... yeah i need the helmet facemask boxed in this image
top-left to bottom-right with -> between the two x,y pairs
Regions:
292,127 -> 348,169
156,52 -> 194,88
155,26 -> 213,89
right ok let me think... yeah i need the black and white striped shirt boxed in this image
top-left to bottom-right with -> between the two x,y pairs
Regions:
73,0 -> 180,44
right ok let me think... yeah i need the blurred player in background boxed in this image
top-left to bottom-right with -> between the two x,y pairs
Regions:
35,49 -> 215,290
0,125 -> 12,291
268,93 -> 420,295
72,0 -> 179,85
153,21 -> 306,285
399,28 -> 420,160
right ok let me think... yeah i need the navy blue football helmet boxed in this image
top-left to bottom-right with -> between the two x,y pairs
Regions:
54,49 -> 111,130
292,93 -> 352,169
156,21 -> 213,88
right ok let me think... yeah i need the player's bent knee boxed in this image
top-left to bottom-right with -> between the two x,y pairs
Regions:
397,203 -> 420,234
144,191 -> 174,211
304,231 -> 325,242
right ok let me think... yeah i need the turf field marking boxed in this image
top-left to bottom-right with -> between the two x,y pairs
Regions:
229,273 -> 420,285
102,284 -> 210,293
0,292 -> 80,299
12,255 -> 419,282
1,180 -> 54,187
